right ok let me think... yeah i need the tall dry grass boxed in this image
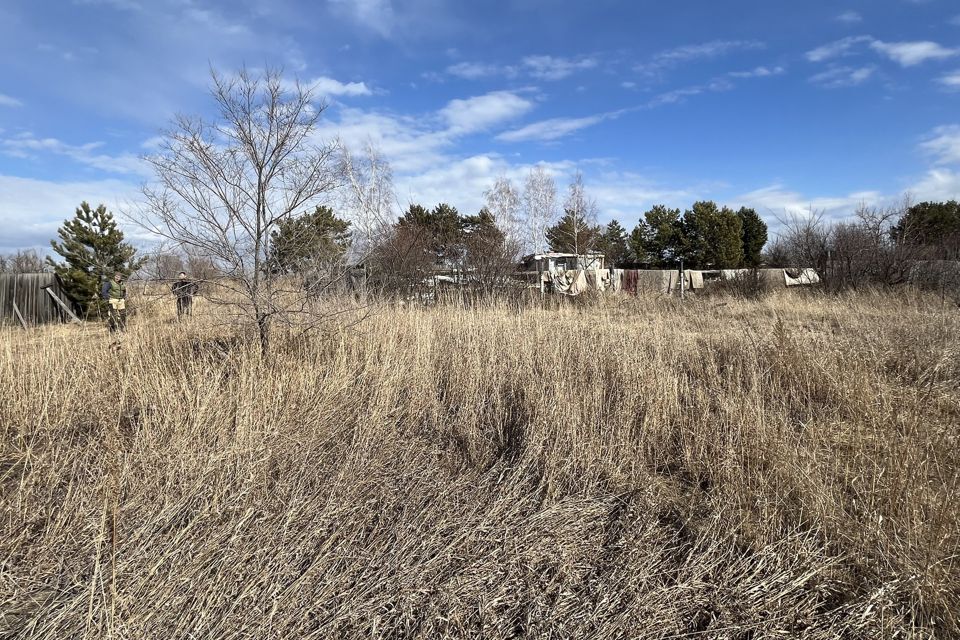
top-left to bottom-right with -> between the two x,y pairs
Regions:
1,290 -> 958,638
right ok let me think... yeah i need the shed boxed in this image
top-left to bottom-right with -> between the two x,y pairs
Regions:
0,273 -> 81,327
520,252 -> 605,273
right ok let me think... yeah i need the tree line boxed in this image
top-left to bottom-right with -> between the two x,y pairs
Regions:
11,68 -> 960,351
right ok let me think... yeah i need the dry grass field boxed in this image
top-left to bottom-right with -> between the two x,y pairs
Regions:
2,290 -> 959,638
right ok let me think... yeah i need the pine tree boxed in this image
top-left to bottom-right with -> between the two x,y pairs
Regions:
738,207 -> 768,267
545,208 -> 601,254
632,205 -> 684,267
269,205 -> 351,274
47,202 -> 144,315
598,219 -> 630,267
682,201 -> 743,269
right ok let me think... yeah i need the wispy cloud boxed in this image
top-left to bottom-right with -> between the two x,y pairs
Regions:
497,61 -> 782,143
446,61 -> 505,80
1,132 -> 150,175
648,66 -> 782,106
806,35 -> 874,62
939,70 -> 960,89
736,183 -> 884,222
328,0 -> 395,37
919,125 -> 960,165
809,65 -> 875,88
496,113 -> 617,143
807,36 -> 958,67
836,11 -> 863,24
870,40 -> 958,66
728,65 -> 785,79
635,40 -> 765,75
0,94 -> 23,108
521,55 -> 598,81
443,55 -> 597,82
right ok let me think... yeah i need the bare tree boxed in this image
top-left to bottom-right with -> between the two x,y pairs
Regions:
560,171 -> 600,256
338,140 -> 395,259
774,207 -> 832,274
133,68 -> 338,354
484,176 -> 522,248
520,166 -> 558,255
1,249 -> 47,274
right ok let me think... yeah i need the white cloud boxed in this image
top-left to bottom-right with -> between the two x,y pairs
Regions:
939,70 -> 960,88
0,93 -> 23,107
496,114 -> 610,143
306,76 -> 373,97
329,0 -> 395,37
443,55 -> 597,82
870,40 -> 958,66
521,55 -> 598,80
446,62 -> 505,80
439,91 -> 534,134
636,40 -> 765,75
836,11 -> 862,24
805,36 -> 874,62
919,125 -> 960,165
621,81 -> 637,89
735,184 -> 884,223
728,65 -> 785,79
647,74 -> 746,107
951,15 -> 960,27
809,65 -> 875,88
1,133 -> 150,176
908,168 -> 960,202
0,174 -> 141,252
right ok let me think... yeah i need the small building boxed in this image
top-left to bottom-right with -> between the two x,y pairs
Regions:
519,252 -> 606,273
0,273 -> 81,327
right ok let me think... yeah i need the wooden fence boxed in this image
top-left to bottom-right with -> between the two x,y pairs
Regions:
0,273 -> 81,327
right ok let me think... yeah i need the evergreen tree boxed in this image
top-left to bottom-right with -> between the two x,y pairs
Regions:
682,201 -> 743,269
738,207 -> 768,267
598,219 -> 630,267
461,208 -> 505,248
545,207 -> 601,254
628,221 -> 652,265
891,200 -> 960,248
396,202 -> 464,265
47,201 -> 144,315
631,205 -> 684,267
269,205 -> 351,273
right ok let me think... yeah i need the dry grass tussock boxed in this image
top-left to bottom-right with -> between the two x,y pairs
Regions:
2,290 -> 959,638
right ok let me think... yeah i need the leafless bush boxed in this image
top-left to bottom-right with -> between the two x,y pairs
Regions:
707,268 -> 770,299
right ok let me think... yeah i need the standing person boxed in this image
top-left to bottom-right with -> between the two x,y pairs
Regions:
101,272 -> 127,332
171,271 -> 198,319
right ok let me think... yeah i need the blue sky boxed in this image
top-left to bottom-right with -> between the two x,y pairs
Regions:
1,0 -> 959,252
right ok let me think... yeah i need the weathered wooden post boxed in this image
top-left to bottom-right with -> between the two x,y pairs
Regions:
42,285 -> 81,323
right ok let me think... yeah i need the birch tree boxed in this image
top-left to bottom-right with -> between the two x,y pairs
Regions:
520,166 -> 558,254
483,176 -> 522,248
338,140 -> 395,258
543,171 -> 600,255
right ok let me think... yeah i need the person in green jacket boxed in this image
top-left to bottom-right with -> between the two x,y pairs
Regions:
101,272 -> 127,332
